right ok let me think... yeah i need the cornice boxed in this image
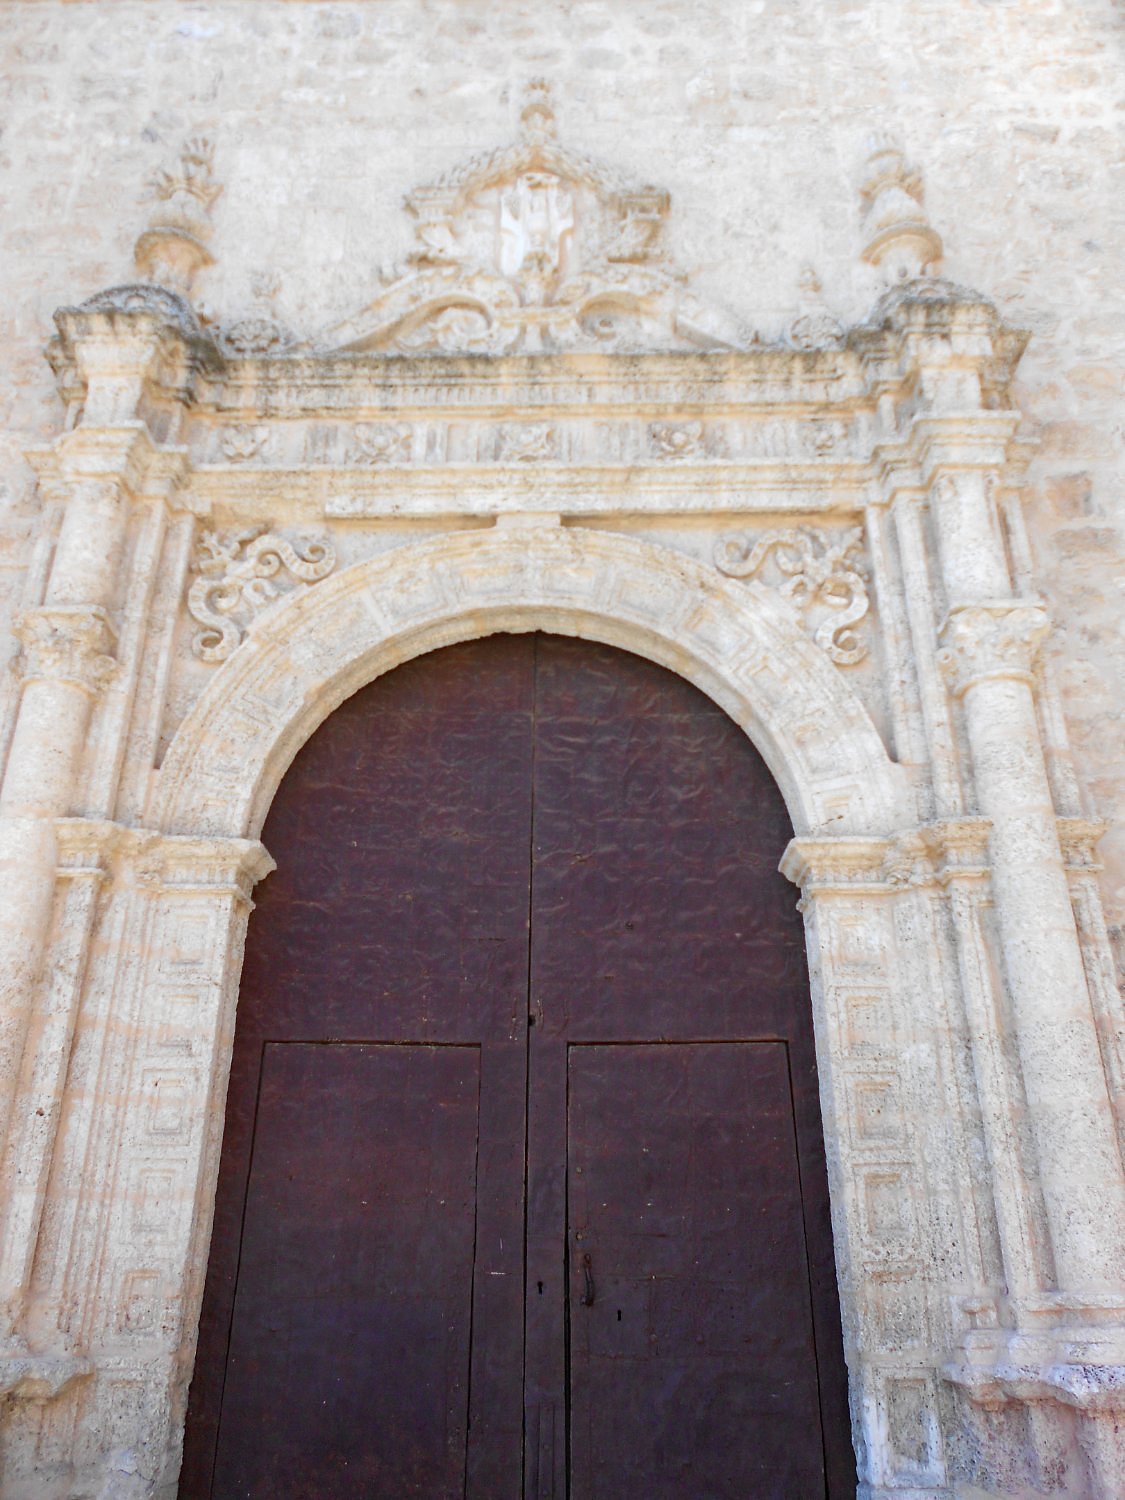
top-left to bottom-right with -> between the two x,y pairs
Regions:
53,820 -> 275,900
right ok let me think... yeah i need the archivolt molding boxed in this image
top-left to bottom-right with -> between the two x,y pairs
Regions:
153,524 -> 906,843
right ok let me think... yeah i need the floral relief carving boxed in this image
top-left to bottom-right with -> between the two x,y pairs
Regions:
220,317 -> 289,356
187,528 -> 336,663
649,420 -> 704,460
495,423 -> 557,463
714,526 -> 870,666
347,424 -> 413,465
219,426 -> 270,463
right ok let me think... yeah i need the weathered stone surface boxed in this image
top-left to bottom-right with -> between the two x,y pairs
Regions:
0,4 -> 1123,1497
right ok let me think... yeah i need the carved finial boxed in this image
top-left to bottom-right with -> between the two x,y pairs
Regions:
520,79 -> 557,143
858,133 -> 942,285
788,263 -> 844,350
133,136 -> 222,299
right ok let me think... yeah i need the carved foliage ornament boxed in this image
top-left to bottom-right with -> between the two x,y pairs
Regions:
188,528 -> 336,662
303,80 -> 748,357
714,526 -> 870,666
348,424 -> 412,465
938,603 -> 1050,696
13,605 -> 118,693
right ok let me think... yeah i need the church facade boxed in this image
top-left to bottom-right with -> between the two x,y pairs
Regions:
0,3 -> 1123,1496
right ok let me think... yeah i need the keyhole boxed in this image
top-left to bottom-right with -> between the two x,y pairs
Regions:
537,1281 -> 544,1295
616,1309 -> 622,1321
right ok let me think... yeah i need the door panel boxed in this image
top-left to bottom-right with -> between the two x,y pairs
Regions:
527,638 -> 852,1495
212,1043 -> 480,1498
567,1042 -> 826,1499
181,639 -> 534,1499
181,635 -> 853,1499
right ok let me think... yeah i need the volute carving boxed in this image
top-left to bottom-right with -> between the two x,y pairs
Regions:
187,527 -> 336,662
714,526 -> 870,666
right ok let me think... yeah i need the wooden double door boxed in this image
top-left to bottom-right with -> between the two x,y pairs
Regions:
181,634 -> 853,1498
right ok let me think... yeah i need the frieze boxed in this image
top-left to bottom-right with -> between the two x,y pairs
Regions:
184,412 -> 869,475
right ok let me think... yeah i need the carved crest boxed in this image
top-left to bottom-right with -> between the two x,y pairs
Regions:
305,81 -> 747,357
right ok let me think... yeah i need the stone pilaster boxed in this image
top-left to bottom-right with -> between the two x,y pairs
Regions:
938,599 -> 1125,1293
0,314 -> 203,1344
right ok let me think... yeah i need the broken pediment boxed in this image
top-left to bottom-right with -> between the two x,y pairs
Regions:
303,81 -> 750,357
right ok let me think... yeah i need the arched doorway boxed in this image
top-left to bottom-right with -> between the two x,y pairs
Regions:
180,633 -> 853,1497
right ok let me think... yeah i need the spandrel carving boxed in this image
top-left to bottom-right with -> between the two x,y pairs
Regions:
188,527 -> 336,662
714,526 -> 870,666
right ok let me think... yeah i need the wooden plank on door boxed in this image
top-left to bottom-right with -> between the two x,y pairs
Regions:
567,1042 -> 829,1500
211,1042 -> 480,1499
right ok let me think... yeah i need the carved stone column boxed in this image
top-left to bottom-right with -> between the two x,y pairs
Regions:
884,284 -> 1125,1300
939,601 -> 1125,1292
0,596 -> 118,1170
0,306 -> 204,1342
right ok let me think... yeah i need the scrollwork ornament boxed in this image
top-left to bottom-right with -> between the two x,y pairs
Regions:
714,526 -> 870,666
188,527 -> 336,663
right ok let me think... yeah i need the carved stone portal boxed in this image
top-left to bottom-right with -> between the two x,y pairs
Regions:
0,79 -> 1123,1500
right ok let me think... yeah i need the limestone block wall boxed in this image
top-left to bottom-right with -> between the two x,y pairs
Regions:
0,0 -> 1122,962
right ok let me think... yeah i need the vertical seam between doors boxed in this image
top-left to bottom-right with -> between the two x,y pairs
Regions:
520,632 -> 540,1500
783,1037 -> 833,1498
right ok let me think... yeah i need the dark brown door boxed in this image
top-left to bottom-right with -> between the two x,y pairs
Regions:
181,635 -> 853,1499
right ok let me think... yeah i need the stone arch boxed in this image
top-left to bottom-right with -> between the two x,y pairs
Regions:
154,525 -> 905,842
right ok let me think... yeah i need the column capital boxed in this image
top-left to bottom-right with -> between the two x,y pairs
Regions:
938,600 -> 1050,696
47,290 -> 221,426
781,819 -> 994,897
50,822 -> 275,903
12,605 -> 118,695
909,414 -> 1022,477
134,832 -> 276,903
25,424 -> 198,513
